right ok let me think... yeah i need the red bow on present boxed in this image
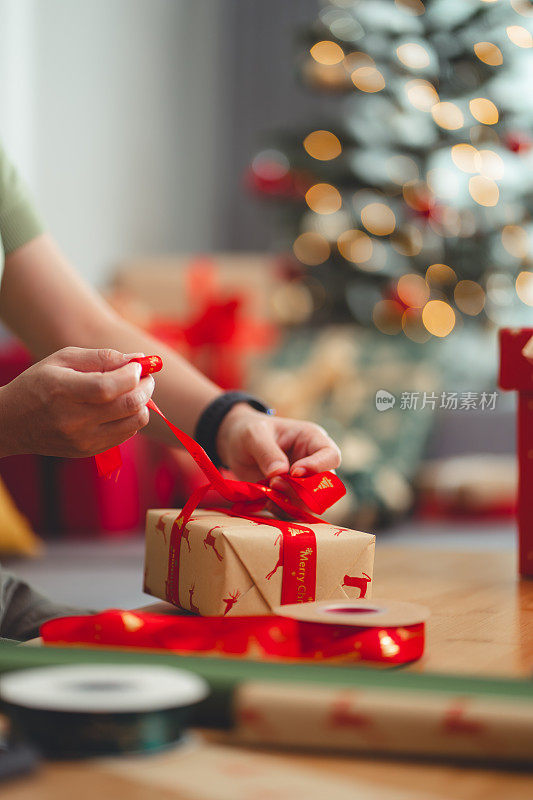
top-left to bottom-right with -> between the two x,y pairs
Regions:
95,388 -> 346,607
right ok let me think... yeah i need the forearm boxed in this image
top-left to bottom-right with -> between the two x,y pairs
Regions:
0,234 -> 221,439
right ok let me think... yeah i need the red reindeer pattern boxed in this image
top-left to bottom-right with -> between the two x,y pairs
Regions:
265,534 -> 283,580
155,514 -> 168,544
342,572 -> 372,598
223,589 -> 241,615
332,527 -> 348,537
203,526 -> 224,561
328,696 -> 373,730
442,701 -> 485,736
188,584 -> 200,614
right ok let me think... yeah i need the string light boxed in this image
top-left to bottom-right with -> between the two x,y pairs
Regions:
426,263 -> 457,286
310,41 -> 345,65
303,130 -> 342,160
502,225 -> 529,259
469,98 -> 499,125
506,25 -> 533,47
451,143 -> 478,173
474,149 -> 504,179
396,43 -> 430,69
405,79 -> 439,111
373,300 -> 403,334
293,232 -> 331,265
397,273 -> 430,307
422,300 -> 456,337
468,175 -> 499,206
454,280 -> 486,315
474,42 -> 503,65
516,271 -> 533,305
337,229 -> 373,264
361,202 -> 396,235
351,66 -> 385,92
432,102 -> 464,130
305,183 -> 342,214
395,0 -> 426,15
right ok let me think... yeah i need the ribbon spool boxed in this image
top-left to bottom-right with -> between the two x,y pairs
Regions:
275,598 -> 430,628
0,664 -> 208,758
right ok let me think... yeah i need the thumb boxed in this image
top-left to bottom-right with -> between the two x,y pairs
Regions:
54,347 -> 145,373
522,337 -> 533,361
247,426 -> 290,478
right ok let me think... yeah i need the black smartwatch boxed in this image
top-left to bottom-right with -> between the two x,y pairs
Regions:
194,391 -> 274,468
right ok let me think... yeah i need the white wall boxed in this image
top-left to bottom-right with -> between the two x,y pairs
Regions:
0,0 -> 225,285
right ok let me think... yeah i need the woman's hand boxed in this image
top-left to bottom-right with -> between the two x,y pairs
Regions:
0,347 -> 155,458
216,402 -> 341,483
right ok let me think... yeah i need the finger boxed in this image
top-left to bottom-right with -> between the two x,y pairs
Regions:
522,338 -> 533,361
89,375 -> 155,423
54,347 -> 142,373
96,405 -> 150,448
290,444 -> 341,477
60,361 -> 143,403
244,423 -> 290,478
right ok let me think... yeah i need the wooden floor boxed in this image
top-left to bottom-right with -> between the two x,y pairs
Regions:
4,544 -> 533,800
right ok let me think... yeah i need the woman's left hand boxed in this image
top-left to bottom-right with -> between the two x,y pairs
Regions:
216,403 -> 341,483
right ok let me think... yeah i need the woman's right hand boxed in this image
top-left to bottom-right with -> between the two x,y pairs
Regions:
0,347 -> 155,458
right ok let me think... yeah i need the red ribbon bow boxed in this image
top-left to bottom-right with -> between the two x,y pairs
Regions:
95,397 -> 346,607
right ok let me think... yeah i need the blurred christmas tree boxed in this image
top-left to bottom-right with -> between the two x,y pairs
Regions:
249,0 -> 533,342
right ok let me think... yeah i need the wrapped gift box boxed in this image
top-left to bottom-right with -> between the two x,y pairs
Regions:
144,508 -> 375,616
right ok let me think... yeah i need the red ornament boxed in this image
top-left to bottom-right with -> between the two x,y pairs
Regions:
504,132 -> 533,155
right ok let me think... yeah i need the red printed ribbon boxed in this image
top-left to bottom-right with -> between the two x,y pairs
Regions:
41,609 -> 425,666
95,399 -> 345,607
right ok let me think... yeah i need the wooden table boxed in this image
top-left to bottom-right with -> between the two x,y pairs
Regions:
4,545 -> 533,800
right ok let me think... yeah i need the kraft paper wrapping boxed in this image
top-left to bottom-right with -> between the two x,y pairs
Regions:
144,509 -> 375,616
232,682 -> 533,764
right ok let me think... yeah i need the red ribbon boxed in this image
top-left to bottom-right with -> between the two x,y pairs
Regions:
95,398 -> 345,608
41,609 -> 425,665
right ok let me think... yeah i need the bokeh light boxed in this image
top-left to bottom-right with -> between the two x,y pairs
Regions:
395,0 -> 426,15
310,40 -> 345,65
506,25 -> 533,47
303,130 -> 342,160
431,102 -> 464,130
372,299 -> 403,334
396,43 -> 430,69
337,229 -> 373,264
468,175 -> 499,206
426,263 -> 457,286
516,271 -> 533,305
305,183 -> 342,214
292,232 -> 331,265
271,283 -> 314,324
451,143 -> 478,173
474,42 -> 503,66
474,149 -> 504,179
405,79 -> 439,111
454,280 -> 486,315
397,273 -> 430,307
402,308 -> 431,342
361,202 -> 396,235
251,149 -> 289,180
391,225 -> 423,256
422,300 -> 456,337
502,225 -> 529,258
469,98 -> 499,125
351,66 -> 386,92
387,154 -> 419,184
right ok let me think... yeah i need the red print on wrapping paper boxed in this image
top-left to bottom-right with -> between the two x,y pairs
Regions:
332,527 -> 348,537
328,695 -> 373,730
342,572 -> 372,598
188,584 -> 200,614
223,589 -> 241,615
265,534 -> 283,581
203,526 -> 223,561
442,700 -> 485,736
155,515 -> 168,544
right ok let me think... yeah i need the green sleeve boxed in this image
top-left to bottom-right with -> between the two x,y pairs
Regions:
0,142 -> 45,255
